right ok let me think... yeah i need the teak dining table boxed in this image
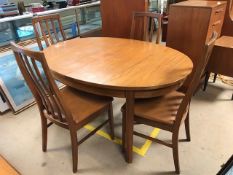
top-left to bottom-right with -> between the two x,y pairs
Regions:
44,37 -> 193,163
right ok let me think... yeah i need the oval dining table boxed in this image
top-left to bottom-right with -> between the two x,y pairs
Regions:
44,37 -> 193,163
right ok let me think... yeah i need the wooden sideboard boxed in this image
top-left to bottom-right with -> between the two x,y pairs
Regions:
207,36 -> 233,77
205,35 -> 233,100
166,1 -> 227,87
100,0 -> 148,38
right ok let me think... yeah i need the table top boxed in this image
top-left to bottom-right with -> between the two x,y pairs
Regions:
44,37 -> 193,91
215,36 -> 233,48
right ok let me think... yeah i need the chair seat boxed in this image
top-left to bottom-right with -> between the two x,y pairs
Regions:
134,91 -> 185,125
60,86 -> 113,124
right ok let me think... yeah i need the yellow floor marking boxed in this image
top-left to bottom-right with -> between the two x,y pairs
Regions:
138,128 -> 160,156
84,124 -> 160,156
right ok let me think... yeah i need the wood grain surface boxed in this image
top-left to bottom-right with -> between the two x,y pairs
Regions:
214,35 -> 233,47
44,37 -> 193,163
101,0 -> 148,38
44,37 -> 193,91
0,156 -> 20,175
207,36 -> 233,77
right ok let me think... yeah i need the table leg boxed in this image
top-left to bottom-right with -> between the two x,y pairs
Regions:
125,91 -> 134,163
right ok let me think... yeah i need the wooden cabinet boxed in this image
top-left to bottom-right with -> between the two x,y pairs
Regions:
100,0 -> 148,38
166,1 -> 227,87
215,0 -> 233,36
207,36 -> 233,77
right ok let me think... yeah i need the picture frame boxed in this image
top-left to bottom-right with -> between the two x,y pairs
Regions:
217,155 -> 233,175
0,43 -> 64,114
0,90 -> 9,113
0,44 -> 38,114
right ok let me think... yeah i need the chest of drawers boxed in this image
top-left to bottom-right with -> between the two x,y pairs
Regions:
166,1 -> 227,87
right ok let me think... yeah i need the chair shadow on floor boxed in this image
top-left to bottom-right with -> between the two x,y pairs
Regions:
47,145 -> 71,152
195,82 -> 233,102
137,171 -> 176,175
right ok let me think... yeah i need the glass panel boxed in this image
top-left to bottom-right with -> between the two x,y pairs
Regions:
13,18 -> 35,41
0,22 -> 15,46
149,0 -> 167,13
78,5 -> 101,34
0,3 -> 101,46
60,9 -> 78,38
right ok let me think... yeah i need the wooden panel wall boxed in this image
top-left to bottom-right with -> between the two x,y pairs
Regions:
100,0 -> 148,38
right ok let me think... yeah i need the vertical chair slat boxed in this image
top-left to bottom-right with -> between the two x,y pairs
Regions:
130,12 -> 162,43
58,18 -> 66,41
143,16 -> 149,41
130,15 -> 136,39
39,20 -> 50,47
149,17 -> 154,42
31,59 -> 64,121
51,19 -> 59,42
22,54 -> 54,114
45,20 -> 54,44
32,20 -> 44,50
156,15 -> 162,44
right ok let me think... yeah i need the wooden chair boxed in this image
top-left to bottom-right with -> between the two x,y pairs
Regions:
11,42 -> 115,173
130,12 -> 162,44
121,32 -> 218,174
32,14 -> 67,50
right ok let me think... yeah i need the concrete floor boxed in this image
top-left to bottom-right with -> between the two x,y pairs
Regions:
0,80 -> 232,175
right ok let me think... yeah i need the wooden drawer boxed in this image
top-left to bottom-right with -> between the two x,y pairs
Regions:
206,22 -> 221,42
206,4 -> 226,42
212,5 -> 226,23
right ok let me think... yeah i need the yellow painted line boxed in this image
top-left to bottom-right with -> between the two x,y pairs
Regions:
84,124 -> 160,156
138,128 -> 160,156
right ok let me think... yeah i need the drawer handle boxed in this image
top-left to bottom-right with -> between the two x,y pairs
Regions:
212,20 -> 221,26
215,9 -> 224,14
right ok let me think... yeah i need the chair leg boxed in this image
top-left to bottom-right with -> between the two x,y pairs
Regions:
70,130 -> 78,173
203,72 -> 210,91
184,110 -> 191,142
41,117 -> 48,152
213,73 -> 217,83
172,133 -> 180,174
108,103 -> 115,140
231,93 -> 233,100
122,108 -> 126,153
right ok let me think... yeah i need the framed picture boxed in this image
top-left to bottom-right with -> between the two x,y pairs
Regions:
0,43 -> 64,114
0,44 -> 39,113
0,90 -> 9,113
217,155 -> 233,175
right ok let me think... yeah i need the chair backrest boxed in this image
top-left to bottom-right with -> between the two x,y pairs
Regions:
174,32 -> 218,129
32,14 -> 66,50
11,42 -> 73,128
130,12 -> 162,44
